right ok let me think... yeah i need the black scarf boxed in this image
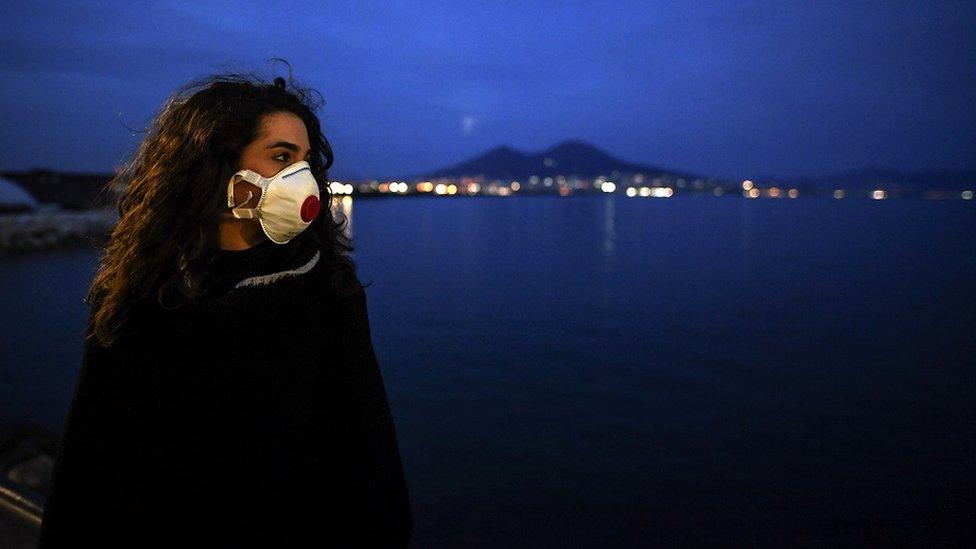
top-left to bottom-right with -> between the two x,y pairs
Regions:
36,232 -> 413,547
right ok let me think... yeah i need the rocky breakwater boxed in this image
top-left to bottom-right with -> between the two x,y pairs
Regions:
0,208 -> 118,256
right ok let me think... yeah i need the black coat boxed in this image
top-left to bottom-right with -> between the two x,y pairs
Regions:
36,233 -> 414,547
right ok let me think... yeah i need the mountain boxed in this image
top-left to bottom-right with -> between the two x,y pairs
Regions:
0,168 -> 118,209
419,140 -> 705,181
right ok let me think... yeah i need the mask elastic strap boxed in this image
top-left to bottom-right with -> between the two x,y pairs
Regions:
229,190 -> 255,219
227,170 -> 261,219
227,170 -> 264,204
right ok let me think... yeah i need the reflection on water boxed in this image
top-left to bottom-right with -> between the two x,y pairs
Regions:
739,198 -> 754,276
601,193 -> 616,259
601,196 -> 616,310
338,194 -> 354,240
2,195 -> 974,545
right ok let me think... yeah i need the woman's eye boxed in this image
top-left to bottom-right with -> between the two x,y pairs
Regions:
274,153 -> 311,162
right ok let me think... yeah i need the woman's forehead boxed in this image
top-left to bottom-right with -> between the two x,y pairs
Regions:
259,112 -> 309,143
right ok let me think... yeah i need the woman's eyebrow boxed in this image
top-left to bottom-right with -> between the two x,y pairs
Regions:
266,141 -> 311,156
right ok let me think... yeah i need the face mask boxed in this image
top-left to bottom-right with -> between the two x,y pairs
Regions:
226,160 -> 321,244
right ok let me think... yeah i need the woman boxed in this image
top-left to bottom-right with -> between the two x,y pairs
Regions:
36,67 -> 413,547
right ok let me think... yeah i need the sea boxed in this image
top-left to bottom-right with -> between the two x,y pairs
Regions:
2,194 -> 974,545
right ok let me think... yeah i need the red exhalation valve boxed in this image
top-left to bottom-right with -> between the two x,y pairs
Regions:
300,195 -> 320,222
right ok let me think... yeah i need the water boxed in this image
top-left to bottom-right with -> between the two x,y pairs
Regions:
2,195 -> 974,545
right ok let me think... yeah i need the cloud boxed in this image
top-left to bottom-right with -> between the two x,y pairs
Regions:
460,114 -> 478,135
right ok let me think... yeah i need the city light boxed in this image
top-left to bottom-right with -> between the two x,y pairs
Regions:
329,181 -> 354,195
298,174 -> 971,200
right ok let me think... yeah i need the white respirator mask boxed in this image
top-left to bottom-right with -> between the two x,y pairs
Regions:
226,160 -> 321,244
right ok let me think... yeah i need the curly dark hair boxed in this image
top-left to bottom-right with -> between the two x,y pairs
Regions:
86,59 -> 361,347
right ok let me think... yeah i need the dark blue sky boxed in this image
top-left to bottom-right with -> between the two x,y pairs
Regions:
1,1 -> 973,181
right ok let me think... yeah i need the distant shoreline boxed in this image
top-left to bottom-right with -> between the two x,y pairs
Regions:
1,190 -> 973,257
0,208 -> 117,257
